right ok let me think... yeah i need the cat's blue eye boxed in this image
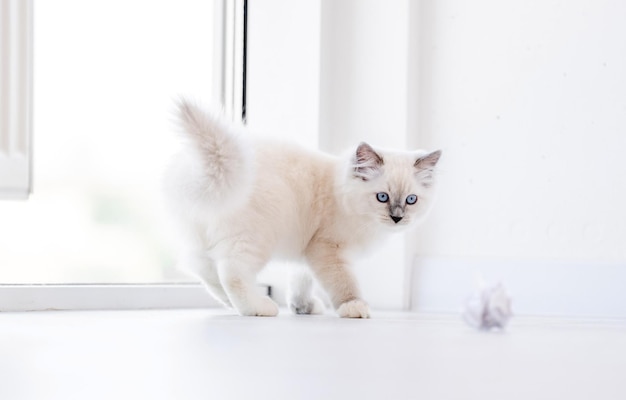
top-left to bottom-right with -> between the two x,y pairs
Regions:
406,194 -> 418,205
376,192 -> 389,203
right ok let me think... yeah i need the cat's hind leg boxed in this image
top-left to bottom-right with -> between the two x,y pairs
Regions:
217,254 -> 279,317
286,268 -> 326,315
179,251 -> 232,308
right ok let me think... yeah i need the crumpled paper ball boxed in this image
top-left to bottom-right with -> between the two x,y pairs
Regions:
462,281 -> 513,330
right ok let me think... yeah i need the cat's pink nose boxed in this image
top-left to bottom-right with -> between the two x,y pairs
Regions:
391,216 -> 403,223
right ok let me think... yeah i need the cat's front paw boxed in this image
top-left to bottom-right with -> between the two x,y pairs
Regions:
336,299 -> 370,318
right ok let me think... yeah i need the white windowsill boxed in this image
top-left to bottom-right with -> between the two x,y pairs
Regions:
0,283 -> 221,312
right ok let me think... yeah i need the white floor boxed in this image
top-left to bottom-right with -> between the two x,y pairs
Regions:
2,309 -> 625,400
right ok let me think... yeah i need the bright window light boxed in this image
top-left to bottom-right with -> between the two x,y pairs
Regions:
0,0 -> 214,283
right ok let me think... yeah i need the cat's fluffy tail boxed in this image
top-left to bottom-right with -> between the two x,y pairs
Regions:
165,99 -> 253,218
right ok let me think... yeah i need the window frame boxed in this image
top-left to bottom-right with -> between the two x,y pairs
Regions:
0,0 -> 247,311
0,0 -> 33,199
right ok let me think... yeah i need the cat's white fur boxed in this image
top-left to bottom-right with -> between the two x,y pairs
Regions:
164,99 -> 441,318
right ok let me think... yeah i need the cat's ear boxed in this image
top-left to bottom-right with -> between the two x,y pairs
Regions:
414,150 -> 442,187
353,142 -> 384,181
414,150 -> 442,171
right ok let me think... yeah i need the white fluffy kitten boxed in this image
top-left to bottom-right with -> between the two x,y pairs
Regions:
164,100 -> 441,318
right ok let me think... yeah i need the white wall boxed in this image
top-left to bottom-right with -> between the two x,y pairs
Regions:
319,0 -> 410,151
247,0 -> 626,317
411,0 -> 626,317
245,0 -> 320,148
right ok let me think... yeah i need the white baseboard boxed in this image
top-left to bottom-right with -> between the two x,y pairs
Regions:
410,257 -> 626,319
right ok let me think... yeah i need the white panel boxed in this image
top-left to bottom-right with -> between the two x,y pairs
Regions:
245,0 -> 321,147
406,0 -> 626,317
411,257 -> 626,318
0,0 -> 32,198
319,0 -> 412,309
319,0 -> 410,152
413,0 -> 626,262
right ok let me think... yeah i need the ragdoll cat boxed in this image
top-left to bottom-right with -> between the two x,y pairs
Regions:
164,100 -> 441,318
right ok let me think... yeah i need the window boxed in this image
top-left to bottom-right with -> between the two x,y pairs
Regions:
0,0 -> 219,285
